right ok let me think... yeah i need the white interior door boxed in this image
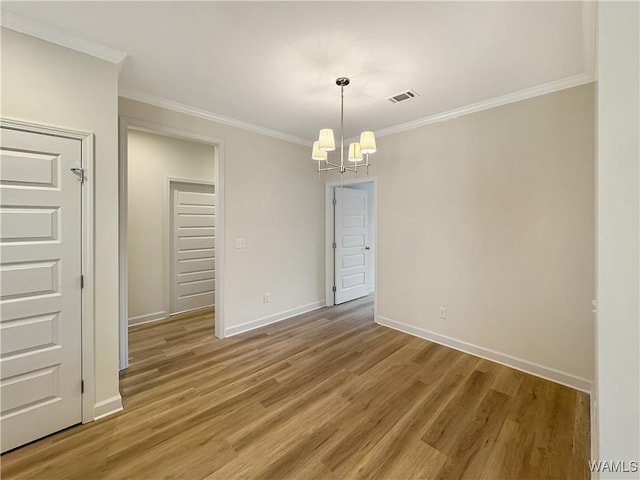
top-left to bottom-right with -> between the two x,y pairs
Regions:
170,182 -> 215,314
0,128 -> 83,453
334,187 -> 369,304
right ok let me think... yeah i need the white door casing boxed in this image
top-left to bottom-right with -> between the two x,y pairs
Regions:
334,187 -> 369,304
0,128 -> 83,452
170,182 -> 215,314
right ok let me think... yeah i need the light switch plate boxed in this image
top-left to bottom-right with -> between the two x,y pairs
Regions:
235,238 -> 246,249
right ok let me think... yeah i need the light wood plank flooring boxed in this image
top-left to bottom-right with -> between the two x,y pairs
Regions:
1,296 -> 590,479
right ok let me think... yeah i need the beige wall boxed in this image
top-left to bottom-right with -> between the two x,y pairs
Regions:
127,129 -> 216,322
596,2 -> 640,471
119,98 -> 325,335
356,84 -> 595,387
1,29 -> 121,408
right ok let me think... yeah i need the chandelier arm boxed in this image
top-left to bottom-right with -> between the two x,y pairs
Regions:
348,161 -> 367,172
317,165 -> 340,172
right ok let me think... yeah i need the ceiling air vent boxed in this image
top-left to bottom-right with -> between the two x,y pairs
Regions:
387,89 -> 419,104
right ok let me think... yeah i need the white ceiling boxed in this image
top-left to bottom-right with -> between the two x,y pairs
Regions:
2,2 -> 594,143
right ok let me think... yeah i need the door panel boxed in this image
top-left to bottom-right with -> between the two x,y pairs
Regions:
334,187 -> 369,304
178,226 -> 215,238
0,128 -> 83,453
177,213 -> 215,228
1,261 -> 59,298
178,249 -> 215,262
0,150 -> 59,187
1,313 -> 59,355
176,257 -> 215,275
171,182 -> 215,314
177,270 -> 215,283
1,208 -> 59,240
178,236 -> 213,251
177,278 -> 215,297
342,253 -> 365,269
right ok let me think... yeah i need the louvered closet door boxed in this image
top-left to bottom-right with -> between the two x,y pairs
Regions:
0,127 -> 83,453
170,182 -> 215,314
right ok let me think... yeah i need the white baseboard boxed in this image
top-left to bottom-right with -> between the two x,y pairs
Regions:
93,394 -> 123,420
590,394 -> 599,474
128,310 -> 166,326
376,315 -> 592,393
225,300 -> 325,337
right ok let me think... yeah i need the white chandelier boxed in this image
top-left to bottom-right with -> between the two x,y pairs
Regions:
312,77 -> 376,175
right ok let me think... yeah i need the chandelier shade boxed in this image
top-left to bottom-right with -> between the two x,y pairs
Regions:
359,131 -> 377,154
312,141 -> 327,161
348,142 -> 363,162
318,129 -> 336,152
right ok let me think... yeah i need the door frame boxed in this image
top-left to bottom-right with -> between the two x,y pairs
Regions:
118,117 -> 226,370
1,117 -> 96,423
325,177 -> 378,318
164,177 -> 216,317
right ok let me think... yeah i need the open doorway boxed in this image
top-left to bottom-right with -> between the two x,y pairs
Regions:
325,178 -> 377,308
118,119 -> 225,370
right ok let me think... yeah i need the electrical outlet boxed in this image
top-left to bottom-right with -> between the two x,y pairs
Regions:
439,307 -> 447,320
263,292 -> 271,303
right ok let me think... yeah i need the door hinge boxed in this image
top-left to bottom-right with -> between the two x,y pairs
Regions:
81,380 -> 85,394
332,198 -> 337,206
70,167 -> 85,183
332,242 -> 336,249
332,286 -> 337,292
80,275 -> 84,289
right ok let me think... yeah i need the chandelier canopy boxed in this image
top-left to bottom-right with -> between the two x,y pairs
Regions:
312,77 -> 376,176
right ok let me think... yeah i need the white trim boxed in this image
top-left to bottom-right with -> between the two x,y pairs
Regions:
118,118 -> 227,375
119,89 -> 311,147
376,315 -> 592,394
591,295 -> 600,470
370,73 -> 594,140
128,311 -> 167,326
93,395 -> 123,421
164,176 -> 216,317
0,12 -> 127,66
118,118 -> 129,370
325,178 -> 378,321
80,132 -> 96,424
225,300 -> 325,337
591,394 -> 599,478
1,118 -> 98,423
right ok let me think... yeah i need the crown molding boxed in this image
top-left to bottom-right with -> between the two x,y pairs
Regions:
1,11 -> 127,65
119,89 -> 312,147
371,72 -> 594,140
126,71 -> 594,149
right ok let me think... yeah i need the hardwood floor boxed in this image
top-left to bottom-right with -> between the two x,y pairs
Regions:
1,296 -> 590,479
